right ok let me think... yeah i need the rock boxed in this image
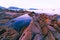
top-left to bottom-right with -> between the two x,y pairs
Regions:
6,14 -> 32,32
0,28 -> 6,35
19,19 -> 43,40
0,26 -> 19,40
1,10 -> 60,40
45,31 -> 55,40
19,23 -> 32,40
33,34 -> 43,40
56,16 -> 60,26
0,19 -> 9,26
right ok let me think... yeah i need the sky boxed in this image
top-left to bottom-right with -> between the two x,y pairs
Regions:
0,0 -> 60,9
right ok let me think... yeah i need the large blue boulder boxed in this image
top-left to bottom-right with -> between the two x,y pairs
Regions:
56,16 -> 60,21
6,14 -> 32,32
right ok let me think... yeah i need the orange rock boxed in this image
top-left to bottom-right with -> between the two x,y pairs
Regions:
45,18 -> 51,24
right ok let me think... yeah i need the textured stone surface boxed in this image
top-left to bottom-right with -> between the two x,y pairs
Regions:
19,13 -> 60,40
0,26 -> 19,40
0,11 -> 60,40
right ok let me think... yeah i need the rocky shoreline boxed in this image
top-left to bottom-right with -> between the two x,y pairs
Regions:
0,10 -> 60,40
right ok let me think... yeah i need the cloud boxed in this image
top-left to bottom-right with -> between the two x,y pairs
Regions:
0,0 -> 60,9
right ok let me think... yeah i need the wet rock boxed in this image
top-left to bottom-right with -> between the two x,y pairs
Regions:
56,16 -> 60,26
6,14 -> 32,32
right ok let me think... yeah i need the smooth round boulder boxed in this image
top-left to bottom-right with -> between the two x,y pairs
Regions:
6,14 -> 32,32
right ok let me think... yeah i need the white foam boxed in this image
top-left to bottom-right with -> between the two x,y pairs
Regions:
27,9 -> 60,15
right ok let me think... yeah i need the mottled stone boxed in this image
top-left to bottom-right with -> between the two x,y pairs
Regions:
0,26 -> 19,40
